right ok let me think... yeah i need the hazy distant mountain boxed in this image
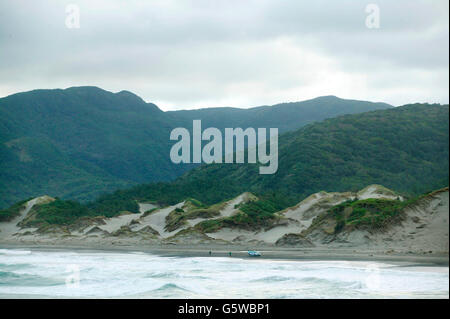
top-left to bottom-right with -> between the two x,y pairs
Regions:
169,95 -> 392,134
0,86 -> 391,207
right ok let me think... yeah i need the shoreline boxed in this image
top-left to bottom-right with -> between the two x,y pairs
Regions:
1,242 -> 448,266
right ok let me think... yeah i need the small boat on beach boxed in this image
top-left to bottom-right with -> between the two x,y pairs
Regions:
247,250 -> 261,257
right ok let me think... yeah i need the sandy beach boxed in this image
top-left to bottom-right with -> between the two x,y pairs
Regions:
1,242 -> 448,266
1,187 -> 448,268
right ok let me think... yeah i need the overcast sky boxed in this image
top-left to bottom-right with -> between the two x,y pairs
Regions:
0,0 -> 448,110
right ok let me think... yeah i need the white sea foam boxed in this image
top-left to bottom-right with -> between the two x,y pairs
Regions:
0,249 -> 448,298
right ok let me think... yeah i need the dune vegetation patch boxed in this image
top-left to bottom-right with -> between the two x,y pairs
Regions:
0,198 -> 32,222
165,200 -> 226,232
194,219 -> 224,233
16,193 -> 143,227
87,192 -> 140,216
314,198 -> 413,233
141,207 -> 159,217
19,199 -> 98,227
194,199 -> 283,232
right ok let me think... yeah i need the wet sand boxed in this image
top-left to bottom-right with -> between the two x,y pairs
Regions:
1,242 -> 448,266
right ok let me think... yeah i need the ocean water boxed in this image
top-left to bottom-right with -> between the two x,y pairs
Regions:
0,248 -> 448,298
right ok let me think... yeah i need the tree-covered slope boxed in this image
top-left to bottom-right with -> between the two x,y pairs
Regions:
0,86 -> 188,207
169,95 -> 391,134
107,103 -> 448,210
0,86 -> 390,207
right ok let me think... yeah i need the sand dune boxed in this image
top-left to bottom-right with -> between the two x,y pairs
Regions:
135,202 -> 185,238
0,196 -> 54,240
1,186 -> 448,256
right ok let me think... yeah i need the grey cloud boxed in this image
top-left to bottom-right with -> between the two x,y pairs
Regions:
0,0 -> 448,109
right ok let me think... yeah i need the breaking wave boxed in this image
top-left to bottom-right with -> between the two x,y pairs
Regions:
0,248 -> 448,298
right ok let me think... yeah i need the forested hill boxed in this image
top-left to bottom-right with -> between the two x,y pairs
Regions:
168,95 -> 392,133
0,86 -> 391,207
0,86 -> 183,207
98,103 -> 448,212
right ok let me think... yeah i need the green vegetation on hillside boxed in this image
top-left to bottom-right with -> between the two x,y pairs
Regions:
87,190 -> 140,216
165,201 -> 226,232
238,198 -> 282,221
1,87 -> 388,207
330,198 -> 407,231
195,198 -> 283,232
0,198 -> 32,222
92,103 -> 449,212
18,197 -> 140,228
170,95 -> 391,135
20,199 -> 96,227
303,195 -> 432,236
3,103 -> 448,226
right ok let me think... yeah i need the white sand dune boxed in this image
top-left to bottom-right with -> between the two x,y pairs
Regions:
357,185 -> 404,201
1,186 -> 448,255
71,203 -> 158,236
97,212 -> 142,233
369,189 -> 449,253
0,196 -> 54,240
283,192 -> 353,226
218,193 -> 253,218
204,186 -> 447,249
137,193 -> 253,238
207,191 -> 353,243
138,203 -> 157,214
79,193 -> 254,239
208,190 -> 358,244
208,222 -> 302,244
135,202 -> 185,238
185,192 -> 253,228
82,202 -> 181,237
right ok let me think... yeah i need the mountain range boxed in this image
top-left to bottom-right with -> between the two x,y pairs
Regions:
89,102 -> 449,216
0,86 -> 392,207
